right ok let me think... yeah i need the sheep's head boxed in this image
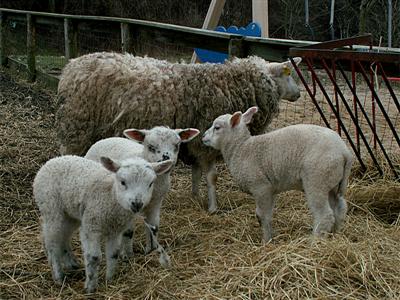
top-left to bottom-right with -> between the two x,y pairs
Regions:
100,156 -> 173,213
203,106 -> 258,150
265,57 -> 302,102
123,126 -> 200,165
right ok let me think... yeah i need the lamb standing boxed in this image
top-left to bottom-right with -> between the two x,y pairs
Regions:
56,52 -> 303,212
202,107 -> 353,241
85,126 -> 200,259
33,155 -> 173,293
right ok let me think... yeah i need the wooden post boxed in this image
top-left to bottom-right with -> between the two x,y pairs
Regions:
49,0 -> 56,13
27,13 -> 36,82
64,18 -> 78,60
228,38 -> 244,58
0,12 -> 8,67
121,23 -> 135,54
191,0 -> 226,63
252,0 -> 269,38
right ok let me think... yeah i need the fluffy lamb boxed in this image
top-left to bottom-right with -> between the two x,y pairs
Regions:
33,155 -> 173,293
85,126 -> 200,259
202,106 -> 353,241
56,52 -> 303,212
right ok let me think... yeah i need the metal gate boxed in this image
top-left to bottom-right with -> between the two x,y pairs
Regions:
289,35 -> 400,179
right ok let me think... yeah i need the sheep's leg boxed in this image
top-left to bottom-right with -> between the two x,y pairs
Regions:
328,189 -> 347,232
42,220 -> 65,284
143,201 -> 162,255
80,229 -> 102,293
304,184 -> 335,236
205,160 -> 217,213
61,218 -> 80,270
105,234 -> 122,281
119,220 -> 134,260
144,222 -> 170,268
191,162 -> 202,197
252,186 -> 276,242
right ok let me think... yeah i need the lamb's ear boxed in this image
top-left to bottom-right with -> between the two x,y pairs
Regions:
100,156 -> 120,173
151,160 -> 174,175
123,129 -> 147,143
242,106 -> 259,124
230,112 -> 242,128
176,128 -> 200,143
291,57 -> 302,66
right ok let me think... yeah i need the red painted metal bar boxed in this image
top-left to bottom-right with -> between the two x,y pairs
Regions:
320,58 -> 384,176
378,62 -> 400,114
299,34 -> 373,49
332,60 -> 341,135
351,60 -> 360,153
301,58 -> 368,172
290,48 -> 400,64
370,65 -> 377,150
357,61 -> 400,148
337,63 -> 399,179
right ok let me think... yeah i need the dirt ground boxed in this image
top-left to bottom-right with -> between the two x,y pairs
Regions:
1,70 -> 400,299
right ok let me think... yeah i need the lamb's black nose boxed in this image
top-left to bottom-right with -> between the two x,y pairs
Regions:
162,154 -> 170,161
131,202 -> 143,213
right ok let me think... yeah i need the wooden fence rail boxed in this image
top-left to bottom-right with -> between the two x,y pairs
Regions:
0,7 -> 314,80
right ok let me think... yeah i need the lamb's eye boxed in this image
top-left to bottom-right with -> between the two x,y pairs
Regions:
149,181 -> 154,188
148,145 -> 156,153
214,125 -> 220,131
121,180 -> 126,187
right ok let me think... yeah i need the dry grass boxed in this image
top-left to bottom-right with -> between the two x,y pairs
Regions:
1,70 -> 399,299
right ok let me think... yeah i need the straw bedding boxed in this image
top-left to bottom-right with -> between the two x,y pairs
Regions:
1,70 -> 399,299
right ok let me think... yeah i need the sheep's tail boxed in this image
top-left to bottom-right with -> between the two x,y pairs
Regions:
338,153 -> 353,199
333,153 -> 353,232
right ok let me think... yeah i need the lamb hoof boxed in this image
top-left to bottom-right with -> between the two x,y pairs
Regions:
159,253 -> 171,268
208,204 -> 217,214
119,249 -> 134,260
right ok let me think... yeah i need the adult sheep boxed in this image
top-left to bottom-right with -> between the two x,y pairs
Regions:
56,52 -> 302,212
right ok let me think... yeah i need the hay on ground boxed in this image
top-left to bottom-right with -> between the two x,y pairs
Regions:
1,70 -> 399,299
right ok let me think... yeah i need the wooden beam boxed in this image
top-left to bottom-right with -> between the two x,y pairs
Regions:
191,0 -> 226,63
228,38 -> 244,58
0,12 -> 8,66
121,23 -> 135,54
252,0 -> 269,38
27,13 -> 36,82
64,18 -> 78,60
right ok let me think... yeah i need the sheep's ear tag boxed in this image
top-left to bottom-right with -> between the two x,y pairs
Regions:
283,66 -> 291,76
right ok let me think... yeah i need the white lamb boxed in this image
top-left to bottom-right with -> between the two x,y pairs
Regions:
85,126 -> 200,259
202,106 -> 353,241
33,155 -> 173,293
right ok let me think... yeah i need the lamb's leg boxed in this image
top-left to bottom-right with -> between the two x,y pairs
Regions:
61,218 -> 80,270
119,220 -> 134,260
42,221 -> 65,284
105,234 -> 122,281
252,185 -> 276,242
191,162 -> 202,197
80,229 -> 102,293
304,184 -> 335,236
205,160 -> 217,213
328,189 -> 348,232
143,200 -> 162,255
144,222 -> 170,268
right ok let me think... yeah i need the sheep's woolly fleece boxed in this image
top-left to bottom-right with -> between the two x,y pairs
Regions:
56,52 -> 281,164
